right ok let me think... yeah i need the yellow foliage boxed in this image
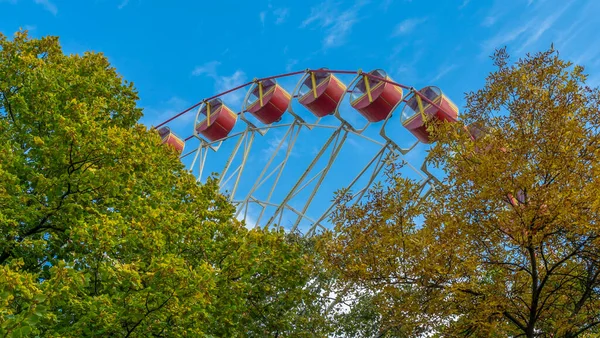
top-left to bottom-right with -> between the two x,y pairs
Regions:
323,47 -> 600,337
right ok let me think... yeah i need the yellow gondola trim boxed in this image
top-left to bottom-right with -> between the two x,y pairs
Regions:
206,101 -> 211,127
311,72 -> 318,99
279,86 -> 292,100
258,82 -> 264,107
351,78 -> 385,106
401,109 -> 423,126
333,75 -> 347,91
227,107 -> 238,120
429,94 -> 458,119
444,96 -> 459,115
416,93 -> 425,116
393,83 -> 403,95
401,94 -> 443,126
364,75 -> 373,103
300,75 -> 330,102
247,84 -> 277,111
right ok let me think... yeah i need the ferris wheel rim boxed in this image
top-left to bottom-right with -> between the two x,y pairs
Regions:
154,68 -> 449,148
154,67 -> 459,235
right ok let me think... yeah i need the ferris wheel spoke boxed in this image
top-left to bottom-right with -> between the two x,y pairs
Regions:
229,129 -> 256,200
159,68 -> 461,235
221,165 -> 241,191
198,147 -> 210,182
290,128 -> 349,232
287,167 -> 327,201
238,122 -> 300,203
345,127 -> 387,147
254,124 -> 303,225
284,127 -> 348,231
305,223 -> 328,237
351,146 -> 395,202
217,130 -> 247,188
247,198 -> 318,225
307,142 -> 392,234
234,122 -> 303,221
420,158 -> 442,186
263,125 -> 345,228
189,145 -> 203,179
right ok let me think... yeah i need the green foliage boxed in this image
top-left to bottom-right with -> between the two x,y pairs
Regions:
323,48 -> 600,337
0,31 -> 328,337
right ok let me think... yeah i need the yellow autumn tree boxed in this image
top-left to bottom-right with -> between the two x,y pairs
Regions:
321,48 -> 600,337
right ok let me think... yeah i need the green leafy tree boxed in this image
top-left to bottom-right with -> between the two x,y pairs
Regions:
0,31 -> 328,337
321,48 -> 600,337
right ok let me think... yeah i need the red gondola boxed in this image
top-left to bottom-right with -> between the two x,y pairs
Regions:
466,121 -> 488,141
506,190 -> 526,207
401,86 -> 459,143
350,69 -> 403,122
246,79 -> 291,124
466,121 -> 494,154
466,121 -> 507,153
157,126 -> 185,154
195,98 -> 238,142
298,71 -> 346,117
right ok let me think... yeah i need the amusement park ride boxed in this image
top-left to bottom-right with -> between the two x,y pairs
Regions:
154,69 -> 459,236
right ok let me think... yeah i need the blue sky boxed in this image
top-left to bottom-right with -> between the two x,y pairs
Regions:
2,0 -> 599,231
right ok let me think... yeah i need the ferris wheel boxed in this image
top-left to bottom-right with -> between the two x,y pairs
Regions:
154,69 -> 459,236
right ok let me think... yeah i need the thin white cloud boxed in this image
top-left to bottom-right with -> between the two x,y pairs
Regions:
431,64 -> 458,83
572,48 -> 600,68
192,61 -> 248,109
300,1 -> 365,49
481,23 -> 531,57
285,59 -> 298,72
192,61 -> 221,77
516,3 -> 572,53
165,96 -> 188,109
299,4 -> 330,28
481,1 -> 572,57
459,0 -> 470,9
34,0 -> 57,15
381,0 -> 393,11
478,3 -> 509,29
481,16 -> 496,27
262,134 -> 289,158
259,11 -> 266,26
142,96 -> 194,130
392,18 -> 426,36
260,7 -> 289,26
346,137 -> 365,152
215,70 -> 248,108
553,0 -> 599,65
118,0 -> 129,9
273,8 -> 289,25
555,16 -> 585,50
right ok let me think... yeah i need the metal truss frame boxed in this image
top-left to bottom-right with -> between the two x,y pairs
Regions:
173,69 -> 447,235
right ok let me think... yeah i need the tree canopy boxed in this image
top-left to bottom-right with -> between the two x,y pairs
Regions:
4,30 -> 600,338
322,48 -> 600,337
0,31 -> 328,337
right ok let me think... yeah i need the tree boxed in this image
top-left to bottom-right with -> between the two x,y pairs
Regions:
0,31 -> 328,337
321,48 -> 600,337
